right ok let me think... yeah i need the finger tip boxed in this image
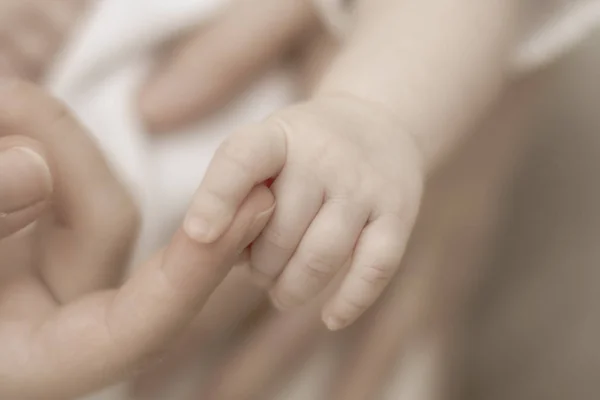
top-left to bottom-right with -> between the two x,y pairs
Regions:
183,216 -> 217,244
323,314 -> 346,331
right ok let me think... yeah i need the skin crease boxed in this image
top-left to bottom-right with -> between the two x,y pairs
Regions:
0,81 -> 275,399
174,0 -> 521,331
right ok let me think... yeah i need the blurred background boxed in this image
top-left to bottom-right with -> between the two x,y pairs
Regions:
457,26 -> 600,400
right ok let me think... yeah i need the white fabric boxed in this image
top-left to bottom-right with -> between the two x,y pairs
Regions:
311,0 -> 600,74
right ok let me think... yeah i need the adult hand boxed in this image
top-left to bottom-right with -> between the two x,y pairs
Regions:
0,81 -> 274,399
0,135 -> 52,240
138,0 -> 318,133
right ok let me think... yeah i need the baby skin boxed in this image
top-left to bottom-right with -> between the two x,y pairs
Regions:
184,0 -> 520,330
0,0 -> 88,80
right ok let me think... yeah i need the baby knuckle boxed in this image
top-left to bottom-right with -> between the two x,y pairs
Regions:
267,106 -> 329,145
260,226 -> 298,252
334,167 -> 363,194
339,293 -> 369,315
272,288 -> 304,309
218,135 -> 257,173
301,251 -> 337,280
381,190 -> 420,222
359,263 -> 394,285
382,186 -> 404,207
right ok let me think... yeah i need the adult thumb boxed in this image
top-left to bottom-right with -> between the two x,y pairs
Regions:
0,140 -> 52,238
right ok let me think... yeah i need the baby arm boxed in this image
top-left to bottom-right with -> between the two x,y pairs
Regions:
184,0 -> 519,330
318,0 -> 518,167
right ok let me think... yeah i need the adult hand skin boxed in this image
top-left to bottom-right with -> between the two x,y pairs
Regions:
0,81 -> 274,399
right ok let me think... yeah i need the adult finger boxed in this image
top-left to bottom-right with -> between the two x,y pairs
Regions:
0,136 -> 52,239
139,0 -> 317,132
130,265 -> 267,399
194,273 -> 346,400
0,79 -> 138,302
0,185 -> 275,399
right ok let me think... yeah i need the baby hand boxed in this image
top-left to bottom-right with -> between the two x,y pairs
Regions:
184,95 -> 424,330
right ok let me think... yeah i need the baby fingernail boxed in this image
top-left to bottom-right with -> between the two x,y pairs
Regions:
0,147 -> 52,213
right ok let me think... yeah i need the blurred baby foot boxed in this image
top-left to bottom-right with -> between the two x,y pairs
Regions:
0,0 -> 89,81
